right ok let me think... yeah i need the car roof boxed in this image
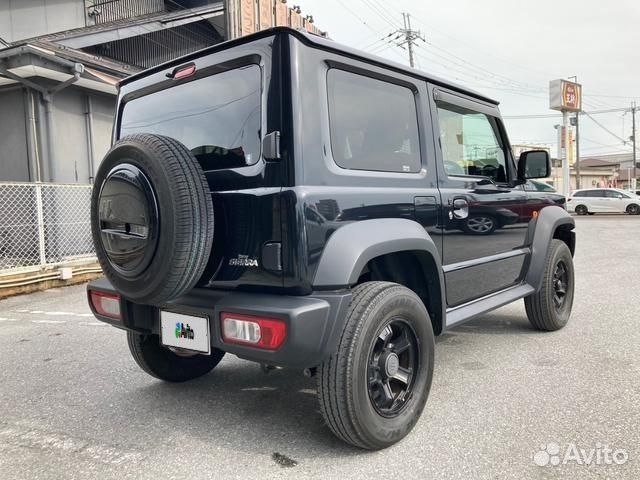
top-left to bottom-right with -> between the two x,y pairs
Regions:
119,27 -> 498,106
570,187 -> 630,194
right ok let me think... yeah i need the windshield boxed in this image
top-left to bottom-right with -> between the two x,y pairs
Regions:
119,64 -> 262,169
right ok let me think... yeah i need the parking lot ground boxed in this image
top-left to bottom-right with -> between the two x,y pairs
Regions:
1,215 -> 639,480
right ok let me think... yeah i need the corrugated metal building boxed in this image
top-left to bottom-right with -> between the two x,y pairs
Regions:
0,0 -> 325,183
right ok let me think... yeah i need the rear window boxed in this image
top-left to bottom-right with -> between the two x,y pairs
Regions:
120,64 -> 261,169
327,69 -> 421,173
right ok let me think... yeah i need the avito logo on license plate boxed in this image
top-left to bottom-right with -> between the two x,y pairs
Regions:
160,310 -> 210,354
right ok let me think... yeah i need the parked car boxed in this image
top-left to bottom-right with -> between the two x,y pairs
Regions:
86,27 -> 576,450
525,179 -> 556,192
568,188 -> 640,215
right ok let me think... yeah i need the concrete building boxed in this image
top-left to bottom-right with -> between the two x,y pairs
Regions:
0,0 -> 325,183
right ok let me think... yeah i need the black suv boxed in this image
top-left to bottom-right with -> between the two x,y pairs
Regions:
88,28 -> 576,450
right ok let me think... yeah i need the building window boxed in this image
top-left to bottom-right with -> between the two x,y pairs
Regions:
327,69 -> 421,173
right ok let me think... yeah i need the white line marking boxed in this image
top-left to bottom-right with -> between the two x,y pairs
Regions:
31,320 -> 66,324
78,322 -> 106,327
0,318 -> 18,322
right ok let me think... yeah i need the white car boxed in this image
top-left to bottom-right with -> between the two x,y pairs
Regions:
568,188 -> 640,215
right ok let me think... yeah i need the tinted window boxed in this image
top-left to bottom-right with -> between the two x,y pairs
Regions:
572,191 -> 587,197
436,102 -> 508,183
327,69 -> 421,173
120,65 -> 261,169
592,190 -> 607,197
605,190 -> 628,198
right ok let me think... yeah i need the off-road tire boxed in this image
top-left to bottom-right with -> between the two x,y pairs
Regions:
127,332 -> 224,382
525,239 -> 574,331
317,282 -> 434,450
91,134 -> 214,305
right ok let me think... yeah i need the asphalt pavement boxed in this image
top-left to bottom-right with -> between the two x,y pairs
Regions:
1,215 -> 639,480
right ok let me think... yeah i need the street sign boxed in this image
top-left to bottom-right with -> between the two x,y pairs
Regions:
549,79 -> 582,112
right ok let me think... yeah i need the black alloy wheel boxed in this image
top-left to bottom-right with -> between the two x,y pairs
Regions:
317,282 -> 435,450
367,319 -> 419,417
552,261 -> 569,310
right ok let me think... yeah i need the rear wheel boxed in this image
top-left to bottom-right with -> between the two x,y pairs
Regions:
127,332 -> 224,382
574,204 -> 588,215
317,282 -> 434,450
524,240 -> 574,331
626,203 -> 640,215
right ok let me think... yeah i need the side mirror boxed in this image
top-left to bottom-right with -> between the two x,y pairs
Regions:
518,150 -> 550,181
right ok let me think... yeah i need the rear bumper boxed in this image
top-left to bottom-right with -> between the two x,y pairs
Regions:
87,278 -> 351,368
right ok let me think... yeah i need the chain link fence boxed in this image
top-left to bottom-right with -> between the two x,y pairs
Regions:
0,182 -> 97,274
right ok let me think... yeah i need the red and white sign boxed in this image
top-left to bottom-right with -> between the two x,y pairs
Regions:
549,79 -> 582,112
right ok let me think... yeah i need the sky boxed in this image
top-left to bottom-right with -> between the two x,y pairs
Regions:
293,0 -> 640,159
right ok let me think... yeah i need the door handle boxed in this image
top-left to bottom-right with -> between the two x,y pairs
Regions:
450,198 -> 469,220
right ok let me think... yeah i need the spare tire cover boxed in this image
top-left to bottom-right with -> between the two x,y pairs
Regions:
91,134 -> 214,304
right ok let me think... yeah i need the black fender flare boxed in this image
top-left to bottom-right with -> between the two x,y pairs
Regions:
525,206 -> 575,292
313,218 -> 446,333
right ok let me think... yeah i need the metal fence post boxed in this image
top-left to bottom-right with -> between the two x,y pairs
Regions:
34,183 -> 47,267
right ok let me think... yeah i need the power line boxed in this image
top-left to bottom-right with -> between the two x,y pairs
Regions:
332,0 -> 382,38
387,13 -> 424,68
503,108 -> 627,120
583,111 -> 630,145
358,0 -> 402,30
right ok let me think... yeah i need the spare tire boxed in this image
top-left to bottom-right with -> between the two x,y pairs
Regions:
91,134 -> 214,305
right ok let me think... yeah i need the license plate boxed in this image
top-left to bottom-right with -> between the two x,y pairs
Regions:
160,310 -> 211,355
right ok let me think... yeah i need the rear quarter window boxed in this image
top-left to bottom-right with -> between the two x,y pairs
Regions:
119,64 -> 261,169
327,69 -> 421,173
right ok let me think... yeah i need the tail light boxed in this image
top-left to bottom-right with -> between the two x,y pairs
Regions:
89,291 -> 121,320
221,312 -> 286,350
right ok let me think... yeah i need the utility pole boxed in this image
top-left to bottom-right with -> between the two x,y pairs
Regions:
389,13 -> 424,68
562,110 -> 570,196
632,101 -> 637,191
573,112 -> 580,188
569,76 -> 580,189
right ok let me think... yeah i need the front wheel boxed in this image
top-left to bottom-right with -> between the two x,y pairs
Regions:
626,203 -> 640,215
127,332 -> 225,382
524,239 -> 574,331
317,282 -> 434,450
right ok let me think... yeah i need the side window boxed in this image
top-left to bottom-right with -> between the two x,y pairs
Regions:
327,69 -> 421,173
593,190 -> 607,197
605,190 -> 626,198
573,191 -> 587,197
436,101 -> 508,183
